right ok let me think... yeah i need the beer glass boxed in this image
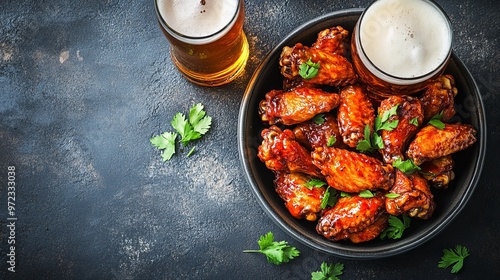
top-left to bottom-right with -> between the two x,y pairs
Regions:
155,0 -> 249,87
351,0 -> 452,96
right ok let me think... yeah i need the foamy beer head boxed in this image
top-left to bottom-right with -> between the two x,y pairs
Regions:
154,0 -> 249,86
352,0 -> 452,94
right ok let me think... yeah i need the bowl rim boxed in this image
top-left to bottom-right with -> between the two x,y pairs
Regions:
237,8 -> 487,259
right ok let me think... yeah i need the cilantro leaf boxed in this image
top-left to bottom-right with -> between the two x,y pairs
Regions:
189,103 -> 212,135
304,178 -> 327,190
311,261 -> 344,280
312,113 -> 325,124
380,215 -> 410,240
150,132 -> 177,161
359,190 -> 374,198
428,111 -> 445,129
356,124 -> 376,152
438,245 -> 470,273
244,232 -> 300,265
378,120 -> 399,131
393,157 -> 421,174
327,135 -> 336,147
409,117 -> 419,126
320,187 -> 338,209
298,58 -> 320,79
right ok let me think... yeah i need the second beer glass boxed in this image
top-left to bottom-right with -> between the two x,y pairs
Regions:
155,0 -> 249,87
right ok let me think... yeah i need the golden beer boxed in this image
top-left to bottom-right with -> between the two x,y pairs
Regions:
155,0 -> 249,87
351,0 -> 452,96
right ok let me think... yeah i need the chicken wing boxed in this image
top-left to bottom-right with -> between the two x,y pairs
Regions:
419,155 -> 455,189
406,123 -> 477,165
337,84 -> 376,148
279,43 -> 358,87
311,146 -> 394,193
258,126 -> 323,178
385,170 -> 435,219
259,87 -> 340,126
273,172 -> 326,221
293,113 -> 348,150
311,26 -> 349,56
420,74 -> 458,122
316,194 -> 388,243
379,95 -> 424,164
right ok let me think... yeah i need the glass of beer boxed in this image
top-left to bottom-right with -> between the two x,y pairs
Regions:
351,0 -> 453,96
155,0 -> 249,87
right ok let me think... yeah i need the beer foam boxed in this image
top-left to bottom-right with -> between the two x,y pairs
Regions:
359,0 -> 452,78
157,0 -> 238,40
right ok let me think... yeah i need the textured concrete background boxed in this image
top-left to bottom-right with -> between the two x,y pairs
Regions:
0,0 -> 499,279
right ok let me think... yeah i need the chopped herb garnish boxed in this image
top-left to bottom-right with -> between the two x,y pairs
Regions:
428,111 -> 445,129
380,215 -> 411,240
298,58 -> 320,79
393,157 -> 421,174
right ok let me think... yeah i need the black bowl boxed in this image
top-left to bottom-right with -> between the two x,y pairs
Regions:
238,9 -> 486,259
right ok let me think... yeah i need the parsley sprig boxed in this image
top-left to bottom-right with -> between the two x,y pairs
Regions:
392,157 -> 421,174
150,103 -> 212,161
299,58 -> 320,79
380,215 -> 410,240
243,232 -> 300,265
356,105 -> 399,152
311,261 -> 344,280
438,245 -> 470,273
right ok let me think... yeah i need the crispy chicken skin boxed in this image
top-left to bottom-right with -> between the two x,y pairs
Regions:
311,147 -> 394,193
316,194 -> 388,243
379,95 -> 424,164
407,123 -> 477,165
259,87 -> 340,126
385,170 -> 435,219
311,26 -> 349,56
293,113 -> 348,150
421,74 -> 458,122
279,43 -> 358,87
337,84 -> 376,148
273,172 -> 326,221
258,126 -> 323,178
419,156 -> 455,189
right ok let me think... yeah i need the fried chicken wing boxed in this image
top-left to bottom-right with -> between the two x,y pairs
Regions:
419,155 -> 455,189
258,126 -> 323,178
407,123 -> 477,165
311,147 -> 394,193
311,26 -> 349,56
385,170 -> 435,219
379,95 -> 424,164
259,87 -> 340,126
337,84 -> 376,148
420,74 -> 458,122
293,113 -> 348,150
279,43 -> 358,87
273,172 -> 326,221
316,194 -> 388,243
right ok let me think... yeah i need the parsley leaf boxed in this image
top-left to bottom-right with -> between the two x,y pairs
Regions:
312,113 -> 325,124
320,187 -> 338,209
298,58 -> 320,79
438,245 -> 470,273
385,193 -> 401,199
392,157 -> 421,174
380,215 -> 410,240
428,111 -> 445,129
150,132 -> 177,161
304,178 -> 327,190
311,261 -> 344,280
410,117 -> 419,126
356,124 -> 376,153
243,232 -> 300,265
359,190 -> 374,198
327,135 -> 336,147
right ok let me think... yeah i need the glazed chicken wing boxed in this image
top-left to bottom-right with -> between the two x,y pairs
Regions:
316,194 -> 388,243
379,95 -> 424,164
273,172 -> 326,221
311,26 -> 349,56
385,170 -> 435,219
293,113 -> 348,150
259,87 -> 340,126
407,123 -> 477,165
279,43 -> 357,87
258,126 -> 323,178
420,74 -> 458,122
419,155 -> 455,189
311,146 -> 394,193
337,84 -> 376,148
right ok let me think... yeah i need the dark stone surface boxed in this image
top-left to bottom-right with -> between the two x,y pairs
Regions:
0,0 -> 499,279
